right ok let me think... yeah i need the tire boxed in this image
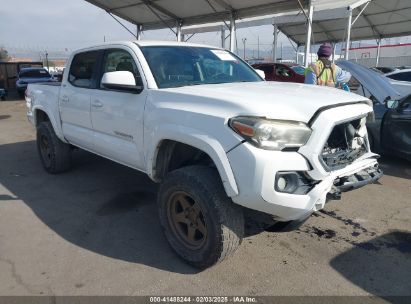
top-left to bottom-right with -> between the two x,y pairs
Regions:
158,165 -> 244,269
36,121 -> 71,173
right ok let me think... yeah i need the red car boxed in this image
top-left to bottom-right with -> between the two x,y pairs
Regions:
252,63 -> 305,83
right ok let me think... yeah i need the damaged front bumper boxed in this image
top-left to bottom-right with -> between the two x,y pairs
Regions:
228,102 -> 382,222
328,164 -> 383,199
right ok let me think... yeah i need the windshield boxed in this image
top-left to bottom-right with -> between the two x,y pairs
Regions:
290,65 -> 305,75
140,46 -> 262,88
19,69 -> 50,78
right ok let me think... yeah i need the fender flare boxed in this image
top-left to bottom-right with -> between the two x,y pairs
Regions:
32,105 -> 67,143
146,124 -> 239,197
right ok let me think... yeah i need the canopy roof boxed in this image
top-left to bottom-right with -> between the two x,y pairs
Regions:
180,0 -> 411,45
279,0 -> 411,44
84,0 -> 366,31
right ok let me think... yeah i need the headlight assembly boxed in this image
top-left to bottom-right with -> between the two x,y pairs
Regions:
229,116 -> 312,150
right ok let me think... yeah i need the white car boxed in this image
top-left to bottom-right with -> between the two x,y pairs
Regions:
384,69 -> 411,96
26,41 -> 382,268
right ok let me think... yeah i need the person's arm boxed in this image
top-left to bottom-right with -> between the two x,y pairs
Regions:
336,66 -> 351,83
304,69 -> 317,85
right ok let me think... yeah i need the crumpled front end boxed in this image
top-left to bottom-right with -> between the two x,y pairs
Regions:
227,102 -> 382,221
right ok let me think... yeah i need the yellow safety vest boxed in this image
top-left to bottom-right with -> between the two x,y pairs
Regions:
308,60 -> 337,87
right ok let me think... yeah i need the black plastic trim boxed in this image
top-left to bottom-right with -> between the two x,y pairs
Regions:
308,101 -> 370,127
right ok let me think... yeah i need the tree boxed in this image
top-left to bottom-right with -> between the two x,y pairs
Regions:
0,47 -> 10,61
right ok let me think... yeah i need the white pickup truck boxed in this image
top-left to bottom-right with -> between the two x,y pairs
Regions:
26,41 -> 382,268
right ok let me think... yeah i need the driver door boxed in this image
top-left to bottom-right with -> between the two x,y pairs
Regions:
381,96 -> 411,159
90,47 -> 147,170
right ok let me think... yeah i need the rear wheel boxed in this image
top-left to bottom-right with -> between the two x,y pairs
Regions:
36,121 -> 71,173
158,166 -> 244,269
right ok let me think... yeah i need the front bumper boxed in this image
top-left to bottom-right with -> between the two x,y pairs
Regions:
227,103 -> 381,221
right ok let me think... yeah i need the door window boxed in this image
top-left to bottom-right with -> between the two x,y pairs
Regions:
276,66 -> 292,78
100,49 -> 142,88
68,51 -> 98,88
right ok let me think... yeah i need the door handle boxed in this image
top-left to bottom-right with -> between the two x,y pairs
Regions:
92,100 -> 103,108
61,96 -> 69,103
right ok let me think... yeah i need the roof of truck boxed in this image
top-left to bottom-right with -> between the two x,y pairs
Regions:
134,40 -> 219,48
73,40 -> 222,54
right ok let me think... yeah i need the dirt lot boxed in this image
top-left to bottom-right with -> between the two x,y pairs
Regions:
0,99 -> 410,297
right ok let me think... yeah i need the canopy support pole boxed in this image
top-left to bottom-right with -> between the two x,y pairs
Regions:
176,20 -> 183,41
273,24 -> 278,62
376,38 -> 381,67
136,24 -> 142,40
332,42 -> 336,63
295,44 -> 300,64
221,26 -> 225,49
345,9 -> 353,60
304,0 -> 314,67
107,12 -> 137,39
229,13 -> 236,53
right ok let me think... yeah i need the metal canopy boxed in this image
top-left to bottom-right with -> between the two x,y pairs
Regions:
84,0 -> 305,31
278,0 -> 411,45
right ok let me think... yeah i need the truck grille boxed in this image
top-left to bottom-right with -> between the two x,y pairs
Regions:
321,118 -> 367,171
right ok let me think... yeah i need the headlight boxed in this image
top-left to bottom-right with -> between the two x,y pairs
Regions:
229,116 -> 312,150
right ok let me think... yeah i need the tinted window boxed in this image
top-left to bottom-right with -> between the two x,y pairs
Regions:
19,69 -> 50,78
100,49 -> 142,88
276,65 -> 292,77
291,66 -> 305,75
140,46 -> 262,89
69,51 -> 98,88
255,65 -> 274,74
387,72 -> 411,82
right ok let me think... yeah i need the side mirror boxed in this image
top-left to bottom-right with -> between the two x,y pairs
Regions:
101,71 -> 143,93
386,99 -> 399,109
255,69 -> 266,79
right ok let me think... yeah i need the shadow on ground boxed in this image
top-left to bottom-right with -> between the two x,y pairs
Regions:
0,140 -> 200,274
330,231 -> 411,299
379,156 -> 411,180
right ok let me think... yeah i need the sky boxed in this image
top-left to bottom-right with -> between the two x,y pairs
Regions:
0,0 -> 288,57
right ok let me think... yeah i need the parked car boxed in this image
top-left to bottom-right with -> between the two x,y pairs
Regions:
385,69 -> 411,82
0,79 -> 6,100
0,88 -> 6,100
371,67 -> 399,74
26,41 -> 381,268
337,61 -> 411,161
16,67 -> 54,96
252,62 -> 305,83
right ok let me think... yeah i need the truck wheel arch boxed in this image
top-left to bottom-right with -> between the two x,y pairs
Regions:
33,107 -> 67,143
149,135 -> 239,197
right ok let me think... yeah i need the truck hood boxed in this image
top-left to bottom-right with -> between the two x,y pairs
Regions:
164,81 -> 370,123
337,60 -> 402,104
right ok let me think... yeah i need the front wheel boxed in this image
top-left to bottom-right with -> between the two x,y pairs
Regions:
158,166 -> 244,269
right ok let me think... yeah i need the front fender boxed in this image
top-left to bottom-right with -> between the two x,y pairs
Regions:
146,124 -> 239,197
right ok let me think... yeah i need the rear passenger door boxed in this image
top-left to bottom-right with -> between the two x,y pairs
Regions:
60,51 -> 99,150
90,47 -> 147,170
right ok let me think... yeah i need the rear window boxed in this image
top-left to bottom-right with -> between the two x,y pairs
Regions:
69,51 -> 99,88
19,69 -> 50,78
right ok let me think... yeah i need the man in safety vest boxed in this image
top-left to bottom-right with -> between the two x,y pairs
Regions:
304,43 -> 351,89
